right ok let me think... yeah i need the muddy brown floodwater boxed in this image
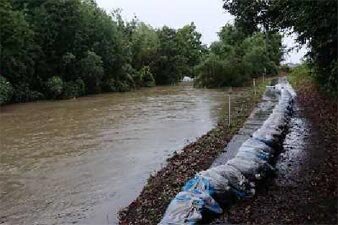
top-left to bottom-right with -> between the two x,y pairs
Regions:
0,84 -> 230,225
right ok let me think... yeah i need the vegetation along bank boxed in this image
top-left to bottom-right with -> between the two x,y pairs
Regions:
0,0 -> 282,105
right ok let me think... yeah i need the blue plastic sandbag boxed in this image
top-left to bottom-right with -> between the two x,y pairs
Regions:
159,176 -> 222,225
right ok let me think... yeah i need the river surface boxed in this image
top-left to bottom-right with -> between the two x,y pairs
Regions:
0,84 -> 229,225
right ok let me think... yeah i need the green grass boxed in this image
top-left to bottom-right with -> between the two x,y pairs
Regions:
288,64 -> 313,89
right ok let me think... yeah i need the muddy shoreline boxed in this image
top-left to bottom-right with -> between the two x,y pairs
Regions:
119,80 -> 270,225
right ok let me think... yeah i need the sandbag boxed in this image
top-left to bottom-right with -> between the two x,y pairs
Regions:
210,165 -> 254,198
198,169 -> 233,206
183,175 -> 215,194
160,79 -> 296,225
252,126 -> 284,148
236,146 -> 270,162
197,170 -> 230,195
252,87 -> 293,148
241,138 -> 275,156
263,112 -> 289,130
197,165 -> 254,206
226,157 -> 274,181
159,190 -> 222,225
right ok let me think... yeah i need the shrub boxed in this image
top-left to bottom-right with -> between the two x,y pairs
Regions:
79,51 -> 104,94
46,76 -> 64,99
102,78 -> 118,92
103,78 -> 132,92
140,66 -> 155,87
115,80 -> 132,92
241,33 -> 279,77
288,64 -> 312,87
194,54 -> 249,88
63,78 -> 85,99
13,83 -> 44,102
132,71 -> 143,88
121,64 -> 137,88
0,76 -> 13,105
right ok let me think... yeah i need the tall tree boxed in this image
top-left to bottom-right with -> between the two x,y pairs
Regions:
176,23 -> 203,77
223,0 -> 338,94
0,0 -> 39,102
152,26 -> 182,85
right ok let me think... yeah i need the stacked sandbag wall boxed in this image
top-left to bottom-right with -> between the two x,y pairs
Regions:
159,78 -> 295,225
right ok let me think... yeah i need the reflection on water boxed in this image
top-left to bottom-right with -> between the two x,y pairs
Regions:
0,85 -> 228,224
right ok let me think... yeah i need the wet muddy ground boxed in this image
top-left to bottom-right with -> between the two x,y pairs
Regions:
212,82 -> 338,224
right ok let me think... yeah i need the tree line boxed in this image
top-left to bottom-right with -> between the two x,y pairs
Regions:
0,0 -> 206,104
194,24 -> 283,88
223,0 -> 337,95
0,0 -> 288,105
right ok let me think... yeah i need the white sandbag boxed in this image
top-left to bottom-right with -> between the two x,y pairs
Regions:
198,170 -> 230,194
159,190 -> 222,225
236,146 -> 270,162
252,126 -> 284,148
205,165 -> 254,198
226,157 -> 273,181
241,138 -> 275,155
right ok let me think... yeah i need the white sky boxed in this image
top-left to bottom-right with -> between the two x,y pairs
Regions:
96,0 -> 306,63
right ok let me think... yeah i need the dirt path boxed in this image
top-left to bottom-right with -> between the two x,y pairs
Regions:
212,79 -> 338,224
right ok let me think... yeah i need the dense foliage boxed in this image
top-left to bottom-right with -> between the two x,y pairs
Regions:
223,0 -> 338,95
0,0 -> 204,104
194,24 -> 283,88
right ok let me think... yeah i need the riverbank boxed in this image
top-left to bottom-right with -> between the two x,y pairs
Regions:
119,78 -> 271,225
211,74 -> 338,224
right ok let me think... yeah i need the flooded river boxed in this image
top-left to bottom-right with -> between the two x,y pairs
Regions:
0,85 -> 229,225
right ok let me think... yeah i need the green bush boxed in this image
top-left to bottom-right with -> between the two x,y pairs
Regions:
46,76 -> 64,99
140,66 -> 155,87
122,64 -> 137,89
290,64 -> 310,78
316,60 -> 338,96
115,80 -> 132,92
103,78 -> 132,92
132,71 -> 143,88
13,83 -> 44,102
194,54 -> 226,88
241,33 -> 279,77
0,76 -> 13,105
194,54 -> 249,88
63,79 -> 85,99
195,26 -> 282,88
79,51 -> 104,94
102,78 -> 118,92
288,64 -> 313,90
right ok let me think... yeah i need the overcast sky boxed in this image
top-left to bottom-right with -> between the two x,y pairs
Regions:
96,0 -> 306,63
